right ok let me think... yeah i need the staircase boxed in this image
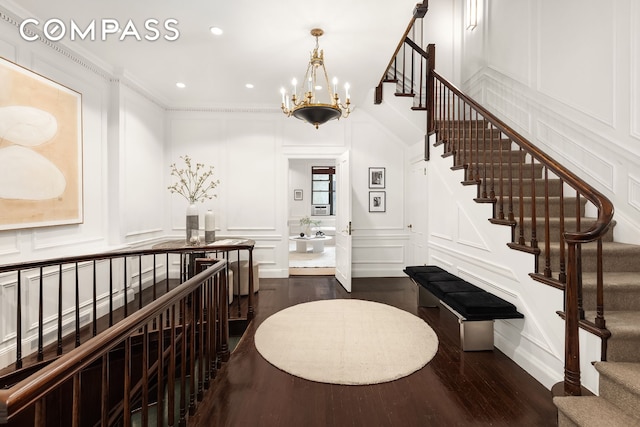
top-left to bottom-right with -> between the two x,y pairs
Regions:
375,27 -> 640,426
432,120 -> 640,426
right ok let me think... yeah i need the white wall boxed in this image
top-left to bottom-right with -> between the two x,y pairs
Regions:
0,10 -> 168,367
166,109 -> 413,278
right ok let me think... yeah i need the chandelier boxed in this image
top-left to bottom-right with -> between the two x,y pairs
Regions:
280,28 -> 351,129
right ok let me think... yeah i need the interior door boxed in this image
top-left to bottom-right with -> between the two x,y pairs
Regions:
334,150 -> 352,292
408,161 -> 428,264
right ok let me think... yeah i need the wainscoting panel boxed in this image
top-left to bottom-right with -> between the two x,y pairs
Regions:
487,0 -> 532,87
632,1 -> 640,140
536,120 -> 615,191
485,86 -> 532,134
629,175 -> 640,212
226,119 -> 278,231
537,0 -> 615,125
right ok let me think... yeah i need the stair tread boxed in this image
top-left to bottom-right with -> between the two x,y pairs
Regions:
545,241 -> 640,252
553,396 -> 640,426
595,362 -> 640,395
582,272 -> 640,287
586,311 -> 640,337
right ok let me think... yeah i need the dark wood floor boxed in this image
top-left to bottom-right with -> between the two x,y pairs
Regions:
191,276 -> 558,427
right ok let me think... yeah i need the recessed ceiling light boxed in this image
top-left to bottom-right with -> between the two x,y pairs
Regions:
245,83 -> 254,89
176,82 -> 186,89
315,85 -> 323,90
210,27 -> 223,36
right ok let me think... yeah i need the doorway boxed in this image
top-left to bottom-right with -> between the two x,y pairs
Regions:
288,158 -> 336,276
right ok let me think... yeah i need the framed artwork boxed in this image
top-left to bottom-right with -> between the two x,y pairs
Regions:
0,57 -> 83,230
293,189 -> 303,200
369,191 -> 386,212
368,167 -> 385,189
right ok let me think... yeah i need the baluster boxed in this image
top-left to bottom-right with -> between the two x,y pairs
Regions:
157,312 -> 165,427
180,298 -> 187,425
58,264 -> 63,355
38,266 -> 44,361
166,253 -> 170,293
15,269 -> 22,368
531,155 -> 538,250
559,181 -> 567,283
473,111 -> 480,183
576,192 -> 584,320
544,168 -> 552,277
34,398 -> 45,427
142,322 -> 149,426
101,353 -> 109,426
93,260 -> 97,337
168,304 -> 176,426
518,147 -> 525,246
418,49 -> 424,108
124,337 -> 131,426
75,262 -> 80,347
564,242 -> 582,396
410,42 -> 415,96
232,250 -> 239,317
595,238 -> 605,329
109,258 -> 114,327
456,97 -> 462,166
72,372 -> 81,427
198,284 -> 205,400
481,117 -> 489,198
402,42 -> 406,93
507,139 -> 515,224
496,125 -> 505,220
153,254 -> 157,300
189,291 -> 197,415
139,255 -> 143,310
124,257 -> 128,318
219,269 -> 230,363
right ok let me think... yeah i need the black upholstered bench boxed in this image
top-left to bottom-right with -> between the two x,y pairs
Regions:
404,265 -> 523,351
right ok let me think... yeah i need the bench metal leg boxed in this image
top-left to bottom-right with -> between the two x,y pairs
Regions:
459,319 -> 494,351
418,286 -> 439,307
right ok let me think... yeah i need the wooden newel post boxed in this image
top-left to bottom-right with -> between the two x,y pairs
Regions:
564,242 -> 582,396
426,43 -> 436,136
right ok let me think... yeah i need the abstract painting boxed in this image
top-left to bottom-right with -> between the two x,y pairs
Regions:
0,57 -> 83,230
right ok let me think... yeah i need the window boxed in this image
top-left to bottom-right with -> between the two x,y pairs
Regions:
311,166 -> 336,215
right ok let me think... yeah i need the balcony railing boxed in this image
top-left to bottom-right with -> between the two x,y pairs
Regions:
0,241 -> 256,425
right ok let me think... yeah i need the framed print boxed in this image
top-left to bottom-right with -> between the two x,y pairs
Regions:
293,189 -> 303,200
369,191 -> 386,212
0,57 -> 83,231
368,167 -> 385,189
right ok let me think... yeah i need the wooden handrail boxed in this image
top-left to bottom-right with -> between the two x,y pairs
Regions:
376,1 -> 429,89
0,259 -> 226,424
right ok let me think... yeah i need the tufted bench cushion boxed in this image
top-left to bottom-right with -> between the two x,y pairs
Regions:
442,291 -> 524,321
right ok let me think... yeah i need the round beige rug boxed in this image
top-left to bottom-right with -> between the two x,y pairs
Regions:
254,299 -> 438,385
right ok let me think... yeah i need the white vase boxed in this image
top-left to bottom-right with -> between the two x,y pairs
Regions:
186,203 -> 199,245
205,209 -> 215,243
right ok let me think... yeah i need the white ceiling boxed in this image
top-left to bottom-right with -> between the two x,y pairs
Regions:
8,0 -> 420,109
